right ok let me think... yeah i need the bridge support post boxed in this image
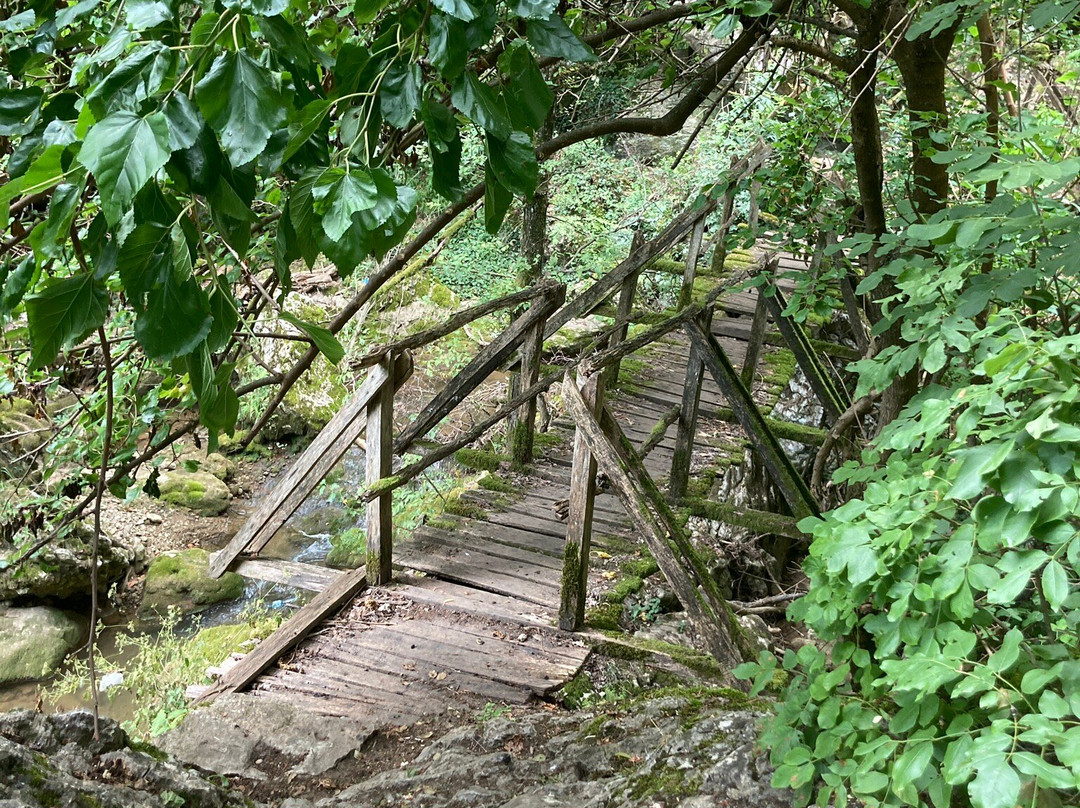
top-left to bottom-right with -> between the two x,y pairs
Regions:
509,305 -> 550,467
559,373 -> 604,631
677,215 -> 706,311
604,230 -> 644,390
669,308 -> 712,502
366,355 -> 397,585
740,291 -> 768,389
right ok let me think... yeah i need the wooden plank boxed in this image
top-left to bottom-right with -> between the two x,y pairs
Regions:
762,283 -> 851,420
509,313 -> 546,466
669,309 -> 711,501
366,357 -> 395,585
544,199 -> 715,338
404,523 -> 564,568
208,355 -> 412,578
392,576 -> 555,628
560,375 -> 601,632
684,319 -> 819,521
562,374 -> 746,671
395,282 -> 565,453
398,534 -> 562,584
393,551 -> 558,607
604,230 -> 644,389
233,558 -> 343,592
677,215 -> 706,310
196,568 -> 369,701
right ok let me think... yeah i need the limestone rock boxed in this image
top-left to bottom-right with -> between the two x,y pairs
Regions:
0,605 -> 83,684
161,692 -> 374,780
174,450 -> 235,482
0,521 -> 139,602
158,470 -> 232,516
0,711 -> 249,808
139,548 -> 245,618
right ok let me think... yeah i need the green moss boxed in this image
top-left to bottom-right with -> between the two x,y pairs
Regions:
762,348 -> 796,386
188,616 -> 280,666
453,448 -> 508,473
443,493 -> 486,519
627,764 -> 701,801
368,475 -> 401,496
140,549 -> 245,617
427,515 -> 458,531
532,430 -> 565,453
477,473 -> 518,495
613,357 -> 648,390
558,671 -> 594,710
327,526 -> 368,569
585,601 -> 622,631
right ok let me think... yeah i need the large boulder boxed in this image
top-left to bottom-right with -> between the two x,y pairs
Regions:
158,470 -> 232,516
0,398 -> 46,474
0,605 -> 84,684
0,711 -> 250,808
0,521 -> 141,602
139,548 -> 245,618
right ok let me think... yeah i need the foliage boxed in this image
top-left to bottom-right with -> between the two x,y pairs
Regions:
46,606 -> 280,740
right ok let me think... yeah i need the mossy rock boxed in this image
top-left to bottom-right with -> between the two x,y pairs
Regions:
0,605 -> 84,684
176,450 -> 235,482
326,526 -> 367,569
158,471 -> 232,516
140,549 -> 245,618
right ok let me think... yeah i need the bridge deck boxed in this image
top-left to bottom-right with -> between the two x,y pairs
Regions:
241,288 -> 781,722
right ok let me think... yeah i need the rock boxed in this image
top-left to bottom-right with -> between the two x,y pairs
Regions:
161,692 -> 374,780
0,605 -> 84,684
0,711 -> 250,808
158,470 -> 232,516
738,613 -> 775,653
0,398 -> 47,473
0,521 -> 140,602
175,450 -> 235,482
139,549 -> 245,618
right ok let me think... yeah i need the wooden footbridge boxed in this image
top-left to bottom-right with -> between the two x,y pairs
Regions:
197,161 -> 860,723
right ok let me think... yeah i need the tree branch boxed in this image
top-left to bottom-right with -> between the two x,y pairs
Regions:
771,35 -> 855,72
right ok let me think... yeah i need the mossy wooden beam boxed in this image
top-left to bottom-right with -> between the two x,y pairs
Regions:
681,498 -> 806,539
761,283 -> 851,420
669,309 -> 711,501
639,404 -> 681,459
711,406 -> 827,445
562,373 -> 750,672
684,320 -> 819,522
740,292 -> 768,389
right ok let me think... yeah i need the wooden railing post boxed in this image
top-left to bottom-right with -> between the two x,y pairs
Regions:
509,297 -> 553,466
604,229 -> 644,389
365,355 -> 396,584
669,307 -> 711,501
740,290 -> 768,388
559,373 -> 604,631
677,215 -> 706,311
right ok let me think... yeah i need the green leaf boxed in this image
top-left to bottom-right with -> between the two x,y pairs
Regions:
381,62 -> 421,129
428,12 -> 468,79
0,87 -> 44,136
206,278 -> 238,354
987,628 -> 1022,673
892,740 -> 933,786
432,0 -> 476,21
30,179 -> 84,262
969,756 -> 1020,808
423,100 -> 463,202
355,0 -> 391,23
501,43 -> 553,132
1012,751 -> 1075,789
78,110 -> 172,224
279,311 -> 344,365
312,168 -> 380,242
195,50 -> 286,167
282,99 -> 331,163
25,272 -> 109,369
511,0 -> 556,18
134,227 -> 211,361
222,0 -> 288,15
163,93 -> 202,152
487,130 -> 538,197
86,43 -> 173,118
452,71 -> 511,139
126,0 -> 173,30
526,15 -> 597,62
484,169 -> 513,234
1042,559 -> 1069,609
1,255 -> 36,317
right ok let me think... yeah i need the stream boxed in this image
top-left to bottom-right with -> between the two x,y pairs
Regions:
0,446 -> 382,723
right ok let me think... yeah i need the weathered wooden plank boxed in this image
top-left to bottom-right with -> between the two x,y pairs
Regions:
669,309 -> 711,501
399,533 -> 562,583
684,319 -> 819,521
233,558 -> 343,592
559,376 -> 602,631
509,311 -> 548,466
396,282 -> 565,453
366,357 -> 395,585
740,291 -> 768,388
677,215 -> 706,310
544,199 -> 716,338
208,355 -> 412,578
604,230 -> 644,389
762,283 -> 851,420
405,523 -> 564,567
196,568 -> 368,702
393,551 -> 559,607
561,374 -> 747,671
392,575 -> 555,628
681,498 -> 807,539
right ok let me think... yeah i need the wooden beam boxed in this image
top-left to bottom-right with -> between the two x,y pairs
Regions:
196,569 -> 368,702
562,373 -> 748,671
366,357 -> 395,584
559,374 -> 603,631
604,230 -> 644,389
395,281 -> 565,453
669,309 -> 711,501
208,354 -> 413,578
638,404 -> 681,460
233,558 -> 344,592
509,307 -> 550,466
684,319 -> 819,522
677,216 -> 706,310
740,291 -> 768,388
762,283 -> 851,420
681,498 -> 807,539
544,200 -> 715,338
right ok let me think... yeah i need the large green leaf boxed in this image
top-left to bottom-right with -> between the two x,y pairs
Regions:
502,43 -> 553,132
222,0 -> 288,15
117,222 -> 172,307
526,15 -> 597,62
452,71 -> 511,138
0,87 -> 43,136
134,227 -> 212,361
25,272 -> 110,369
487,130 -> 538,198
279,311 -> 344,364
163,93 -> 202,152
195,50 -> 286,167
86,43 -> 173,118
126,0 -> 172,30
381,62 -> 420,128
78,110 -> 173,224
312,168 -> 380,242
510,0 -> 557,18
968,756 -> 1020,808
484,167 -> 513,234
431,0 -> 476,21
1,255 -> 36,318
29,178 -> 84,262
428,12 -> 467,79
